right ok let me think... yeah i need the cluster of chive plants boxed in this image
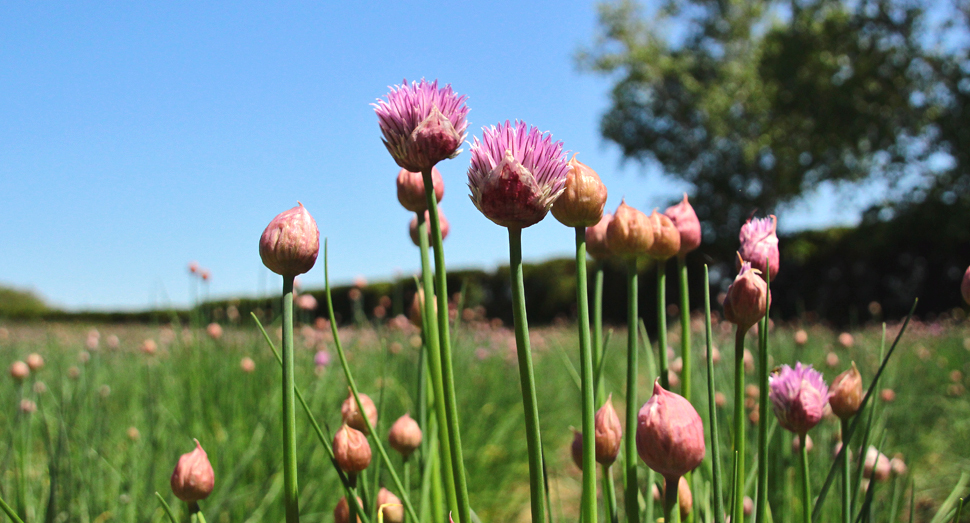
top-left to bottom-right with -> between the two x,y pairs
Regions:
231,77 -> 965,523
6,78 -> 969,523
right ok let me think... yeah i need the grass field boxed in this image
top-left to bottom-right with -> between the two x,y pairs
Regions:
1,311 -> 969,522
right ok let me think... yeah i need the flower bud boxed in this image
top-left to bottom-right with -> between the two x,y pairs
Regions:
794,329 -> 808,346
333,424 -> 372,473
26,353 -> 44,371
20,399 -> 37,414
890,454 -> 908,476
664,194 -> 701,257
334,496 -> 363,523
570,429 -> 584,470
377,489 -> 404,523
397,167 -> 444,213
239,357 -> 255,373
722,261 -> 770,331
738,215 -> 779,281
170,439 -> 215,502
551,155 -> 608,227
585,213 -> 613,260
792,434 -> 814,453
388,413 -> 422,458
10,361 -> 29,382
341,390 -> 378,434
743,496 -> 754,516
409,210 -> 450,247
769,363 -> 829,435
829,362 -> 863,419
259,202 -> 320,277
636,380 -> 705,479
606,201 -> 653,257
206,323 -> 223,340
645,210 -> 680,261
962,265 -> 970,305
595,394 -> 623,465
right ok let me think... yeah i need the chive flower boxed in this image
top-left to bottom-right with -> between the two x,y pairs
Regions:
768,363 -> 829,435
467,120 -> 570,228
738,215 -> 779,281
374,79 -> 469,172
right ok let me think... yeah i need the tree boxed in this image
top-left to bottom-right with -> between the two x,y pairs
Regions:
578,0 -> 943,245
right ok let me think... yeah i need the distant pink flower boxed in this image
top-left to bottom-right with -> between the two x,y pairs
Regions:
315,350 -> 331,368
664,194 -> 702,257
296,294 -> 318,311
188,261 -> 199,274
409,210 -> 451,246
374,79 -> 469,172
769,363 -> 829,435
206,323 -> 223,340
467,120 -> 570,228
738,215 -> 779,281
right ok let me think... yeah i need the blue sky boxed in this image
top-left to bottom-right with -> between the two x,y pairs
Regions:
0,1 -> 875,311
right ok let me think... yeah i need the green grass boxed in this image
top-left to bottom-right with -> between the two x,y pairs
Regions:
1,316 -> 968,522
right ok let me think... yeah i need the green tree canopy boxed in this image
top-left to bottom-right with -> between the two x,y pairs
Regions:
578,0 -> 954,244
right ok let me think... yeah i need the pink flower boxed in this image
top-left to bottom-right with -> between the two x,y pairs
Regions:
259,203 -> 320,277
170,439 -> 215,502
962,265 -> 970,305
738,215 -> 779,281
664,194 -> 702,257
769,363 -> 829,435
722,261 -> 770,331
467,120 -> 570,228
636,380 -> 705,480
375,79 -> 469,172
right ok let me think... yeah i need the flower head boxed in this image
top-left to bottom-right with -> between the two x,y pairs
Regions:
467,120 -> 570,228
388,413 -> 422,458
375,79 -> 469,172
397,167 -> 444,213
333,424 -> 372,473
723,261 -> 770,331
377,488 -> 404,523
334,496 -> 363,523
738,215 -> 779,281
26,353 -> 44,371
828,362 -> 863,419
636,380 -> 705,479
170,439 -> 215,502
769,363 -> 829,434
586,213 -> 613,260
259,203 -> 320,277
341,390 -> 378,434
664,194 -> 702,256
606,200 -> 653,256
10,360 -> 29,382
409,210 -> 450,246
645,210 -> 681,260
595,394 -> 623,465
551,154 -> 608,227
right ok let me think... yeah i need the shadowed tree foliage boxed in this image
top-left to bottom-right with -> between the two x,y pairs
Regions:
577,0 -> 945,246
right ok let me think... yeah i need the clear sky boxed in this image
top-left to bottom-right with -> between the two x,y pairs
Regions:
0,1 -> 875,311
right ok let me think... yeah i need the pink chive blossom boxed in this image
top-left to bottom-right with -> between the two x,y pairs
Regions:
664,194 -> 702,257
374,79 -> 469,173
962,265 -> 970,305
738,215 -> 780,281
769,363 -> 829,435
467,120 -> 571,229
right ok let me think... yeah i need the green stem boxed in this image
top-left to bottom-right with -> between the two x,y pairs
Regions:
281,275 -> 300,523
657,262 -> 669,390
415,212 -> 459,517
189,501 -> 208,523
575,227 -> 598,523
756,317 -> 770,522
594,268 -> 605,402
349,474 -> 359,523
733,327 -> 746,523
508,227 -> 546,523
421,168 -> 470,523
664,476 -> 681,523
324,244 -> 421,523
404,459 -> 411,523
841,419 -> 851,523
677,257 -> 691,402
624,257 -> 640,523
252,312 -> 372,523
604,465 -> 618,523
703,266 -> 725,523
799,433 -> 812,523
153,492 -> 177,523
